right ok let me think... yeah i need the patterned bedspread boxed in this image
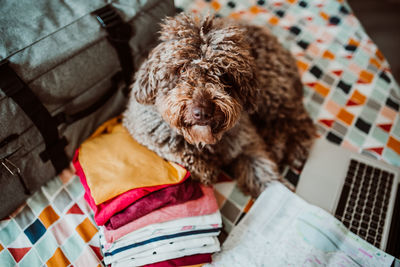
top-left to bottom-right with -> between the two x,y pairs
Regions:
1,0 -> 399,266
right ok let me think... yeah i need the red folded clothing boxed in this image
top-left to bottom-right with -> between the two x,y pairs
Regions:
73,150 -> 191,226
143,253 -> 212,267
106,178 -> 203,230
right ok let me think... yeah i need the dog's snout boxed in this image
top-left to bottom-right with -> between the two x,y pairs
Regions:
191,102 -> 214,124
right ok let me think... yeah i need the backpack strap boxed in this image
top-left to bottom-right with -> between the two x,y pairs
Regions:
93,4 -> 134,96
0,61 -> 70,174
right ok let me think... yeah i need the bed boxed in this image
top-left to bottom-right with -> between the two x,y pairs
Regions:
0,0 -> 399,266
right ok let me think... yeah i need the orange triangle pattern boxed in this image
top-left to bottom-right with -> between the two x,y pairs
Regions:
8,247 -> 31,263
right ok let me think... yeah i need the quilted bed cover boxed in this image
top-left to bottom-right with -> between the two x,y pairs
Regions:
1,0 -> 399,266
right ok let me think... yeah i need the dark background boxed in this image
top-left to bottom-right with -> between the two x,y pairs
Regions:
349,0 -> 400,81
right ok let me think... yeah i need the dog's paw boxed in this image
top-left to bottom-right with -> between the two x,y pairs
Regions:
233,155 -> 281,198
184,156 -> 219,185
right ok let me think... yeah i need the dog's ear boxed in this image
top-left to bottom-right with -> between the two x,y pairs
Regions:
233,67 -> 260,114
130,56 -> 158,105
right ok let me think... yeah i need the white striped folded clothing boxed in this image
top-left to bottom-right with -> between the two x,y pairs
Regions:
103,211 -> 221,247
100,212 -> 222,265
112,237 -> 220,266
101,226 -> 221,265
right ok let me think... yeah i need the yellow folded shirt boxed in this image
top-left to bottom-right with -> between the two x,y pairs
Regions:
78,117 -> 187,205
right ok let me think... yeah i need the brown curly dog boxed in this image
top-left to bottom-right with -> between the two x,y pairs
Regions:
123,13 -> 316,197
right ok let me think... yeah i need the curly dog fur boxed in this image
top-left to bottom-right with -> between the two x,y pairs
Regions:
123,14 -> 316,197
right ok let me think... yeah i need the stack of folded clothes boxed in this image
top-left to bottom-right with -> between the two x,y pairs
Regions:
73,117 -> 221,266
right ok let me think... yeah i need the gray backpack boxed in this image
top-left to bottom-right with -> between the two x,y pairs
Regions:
0,0 -> 175,218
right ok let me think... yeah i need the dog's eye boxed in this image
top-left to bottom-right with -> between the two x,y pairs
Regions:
220,73 -> 232,86
175,66 -> 186,75
178,66 -> 186,75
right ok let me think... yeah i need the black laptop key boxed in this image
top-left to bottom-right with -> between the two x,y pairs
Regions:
343,220 -> 350,228
350,159 -> 357,167
371,215 -> 379,222
335,184 -> 350,218
378,227 -> 384,234
385,188 -> 391,198
368,229 -> 377,236
370,221 -> 378,229
359,229 -> 367,237
382,205 -> 388,212
367,237 -> 374,243
345,176 -> 353,184
384,198 -> 390,206
354,213 -> 362,220
352,221 -> 359,228
344,213 -> 352,220
350,193 -> 358,200
367,195 -> 375,202
363,214 -> 370,222
361,222 -> 368,229
369,187 -> 377,195
382,210 -> 387,218
346,206 -> 354,213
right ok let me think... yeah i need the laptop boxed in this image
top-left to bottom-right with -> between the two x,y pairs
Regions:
296,138 -> 400,256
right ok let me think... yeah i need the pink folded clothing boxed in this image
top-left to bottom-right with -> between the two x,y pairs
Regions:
143,253 -> 212,267
104,185 -> 219,243
74,151 -> 191,226
106,179 -> 204,230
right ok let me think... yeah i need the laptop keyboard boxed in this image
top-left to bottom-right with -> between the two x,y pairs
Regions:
334,159 -> 395,248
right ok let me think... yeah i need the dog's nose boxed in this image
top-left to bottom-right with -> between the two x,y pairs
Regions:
192,103 -> 214,123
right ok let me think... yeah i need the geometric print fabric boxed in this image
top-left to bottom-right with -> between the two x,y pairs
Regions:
0,168 -> 103,267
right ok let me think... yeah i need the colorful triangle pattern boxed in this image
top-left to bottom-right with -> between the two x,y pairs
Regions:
8,247 -> 31,263
67,204 -> 84,215
378,124 -> 392,133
